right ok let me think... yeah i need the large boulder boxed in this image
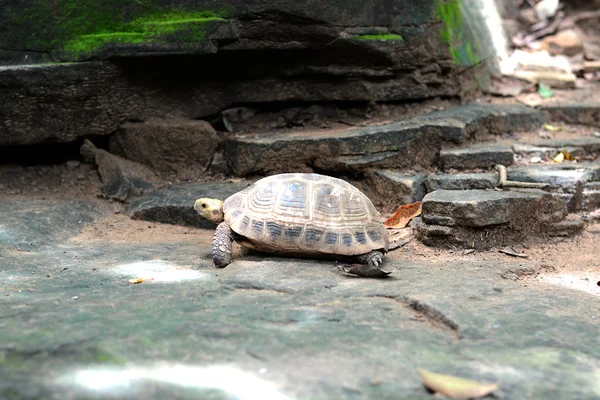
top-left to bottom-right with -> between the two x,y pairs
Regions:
0,0 -> 485,145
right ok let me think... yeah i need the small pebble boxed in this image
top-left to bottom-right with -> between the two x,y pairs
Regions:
76,174 -> 85,180
530,156 -> 542,163
72,296 -> 79,300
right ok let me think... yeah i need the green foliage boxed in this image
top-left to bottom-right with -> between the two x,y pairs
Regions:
435,0 -> 480,66
354,33 -> 404,41
15,1 -> 231,58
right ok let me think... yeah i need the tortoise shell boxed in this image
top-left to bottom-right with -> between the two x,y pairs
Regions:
223,173 -> 389,256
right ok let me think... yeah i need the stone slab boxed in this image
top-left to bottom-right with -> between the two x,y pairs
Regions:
541,103 -> 600,125
366,170 -> 428,212
2,238 -> 600,400
440,144 -> 514,170
109,119 -> 221,173
506,165 -> 595,193
421,189 -> 566,228
226,104 -> 544,176
529,137 -> 600,154
425,173 -> 498,191
0,199 -> 111,250
126,182 -> 248,228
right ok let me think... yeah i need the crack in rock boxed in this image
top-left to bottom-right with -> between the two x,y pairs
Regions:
368,295 -> 461,339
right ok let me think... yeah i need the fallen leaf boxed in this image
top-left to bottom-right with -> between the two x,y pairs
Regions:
561,149 -> 574,161
340,265 -> 392,278
419,369 -> 499,400
385,202 -> 422,229
553,152 -> 565,163
537,83 -> 554,98
129,278 -> 144,284
544,124 -> 563,132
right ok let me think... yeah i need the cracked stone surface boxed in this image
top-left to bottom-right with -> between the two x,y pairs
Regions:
127,182 -> 249,228
225,104 -> 544,176
2,198 -> 600,400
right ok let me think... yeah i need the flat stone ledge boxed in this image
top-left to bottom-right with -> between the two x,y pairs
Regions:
440,144 -> 514,171
226,103 -> 543,176
541,103 -> 600,125
422,189 -> 566,228
126,182 -> 248,228
425,173 -> 498,191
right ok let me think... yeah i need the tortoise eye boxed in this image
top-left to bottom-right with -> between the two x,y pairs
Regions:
201,203 -> 207,209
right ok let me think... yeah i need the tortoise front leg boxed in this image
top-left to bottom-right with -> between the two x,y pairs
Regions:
212,222 -> 234,268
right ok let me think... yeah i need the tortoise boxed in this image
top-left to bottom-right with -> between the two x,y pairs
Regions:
194,173 -> 389,275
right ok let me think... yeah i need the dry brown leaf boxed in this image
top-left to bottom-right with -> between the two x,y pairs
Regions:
128,278 -> 144,284
562,149 -> 574,161
384,202 -> 422,229
419,369 -> 499,399
553,152 -> 565,163
544,124 -> 563,132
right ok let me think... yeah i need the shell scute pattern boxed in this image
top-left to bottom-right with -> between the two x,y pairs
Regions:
223,173 -> 388,255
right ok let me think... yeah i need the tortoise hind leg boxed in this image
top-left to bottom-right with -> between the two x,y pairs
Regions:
342,251 -> 390,278
212,222 -> 234,268
355,251 -> 384,267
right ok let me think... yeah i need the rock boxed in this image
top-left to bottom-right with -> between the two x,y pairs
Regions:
583,190 -> 600,211
425,173 -> 498,191
541,103 -> 600,126
0,199 -> 111,248
83,140 -> 159,201
422,189 -> 566,227
548,217 -> 586,237
417,189 -> 567,248
126,182 -> 248,228
512,143 -> 557,159
542,29 -> 584,56
221,107 -> 257,132
504,50 -> 576,89
109,119 -> 220,173
366,170 -> 428,213
507,165 -> 594,193
0,0 -> 485,146
440,144 -> 514,171
226,104 -> 543,176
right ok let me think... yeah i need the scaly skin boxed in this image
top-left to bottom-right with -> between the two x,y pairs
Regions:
212,222 -> 234,268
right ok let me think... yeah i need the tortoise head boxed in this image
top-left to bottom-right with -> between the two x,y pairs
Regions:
194,198 -> 225,224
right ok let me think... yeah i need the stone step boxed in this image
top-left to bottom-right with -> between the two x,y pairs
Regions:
364,170 -> 428,212
541,103 -> 600,126
225,103 -> 544,176
440,144 -> 514,170
126,182 -> 249,228
425,172 -> 498,191
415,188 -> 571,249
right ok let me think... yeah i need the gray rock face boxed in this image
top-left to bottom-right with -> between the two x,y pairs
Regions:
0,199 -> 111,249
127,182 -> 249,228
422,189 -> 566,228
3,204 -> 600,400
530,137 -> 600,154
366,170 -> 428,212
507,164 -> 598,192
110,119 -> 220,173
425,173 -> 498,191
440,144 -> 514,170
542,103 -> 600,125
416,188 -> 567,248
0,0 -> 485,146
226,104 -> 543,176
87,144 -> 159,202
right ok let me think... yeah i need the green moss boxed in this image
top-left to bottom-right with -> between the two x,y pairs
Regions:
435,0 -> 480,66
354,33 -> 404,41
16,1 -> 232,59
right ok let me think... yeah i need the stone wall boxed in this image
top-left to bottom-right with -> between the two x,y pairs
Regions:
0,0 -> 485,145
